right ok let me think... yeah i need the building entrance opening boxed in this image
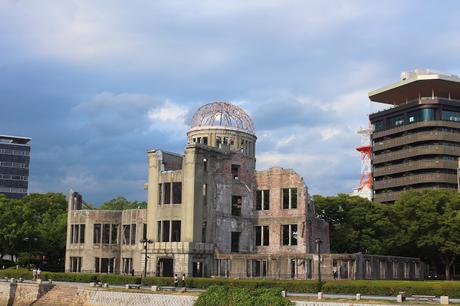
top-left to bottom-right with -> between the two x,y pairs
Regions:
157,258 -> 174,277
192,262 -> 204,277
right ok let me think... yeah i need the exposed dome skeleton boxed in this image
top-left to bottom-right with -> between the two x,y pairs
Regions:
189,102 -> 255,135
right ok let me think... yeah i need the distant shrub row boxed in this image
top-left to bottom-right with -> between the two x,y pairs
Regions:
194,286 -> 293,306
1,269 -> 459,298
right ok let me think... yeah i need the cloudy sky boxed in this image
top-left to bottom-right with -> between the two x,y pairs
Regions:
1,1 -> 460,204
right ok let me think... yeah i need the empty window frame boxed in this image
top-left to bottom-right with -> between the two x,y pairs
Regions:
102,224 -> 110,244
164,183 -> 171,204
158,184 -> 162,205
231,232 -> 240,252
157,220 -> 181,242
202,184 -> 207,206
70,257 -> 82,272
79,224 -> 85,243
282,224 -> 298,246
255,225 -> 269,246
71,224 -> 85,244
256,190 -> 270,210
122,225 -> 130,245
96,257 -> 115,274
162,221 -> 170,242
171,221 -> 181,242
202,221 -> 207,243
93,224 -> 101,244
123,258 -> 133,274
172,182 -> 182,204
231,195 -> 242,216
157,221 -> 161,242
231,164 -> 240,180
203,158 -> 208,172
282,188 -> 297,209
143,223 -> 147,241
251,260 -> 267,277
111,224 -> 118,244
161,182 -> 182,204
130,224 -> 136,244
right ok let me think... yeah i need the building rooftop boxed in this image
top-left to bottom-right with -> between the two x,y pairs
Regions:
0,134 -> 31,145
369,69 -> 460,105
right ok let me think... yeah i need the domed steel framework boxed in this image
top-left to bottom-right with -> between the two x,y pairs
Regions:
189,102 -> 255,135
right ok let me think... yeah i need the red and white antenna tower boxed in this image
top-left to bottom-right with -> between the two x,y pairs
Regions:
352,125 -> 373,200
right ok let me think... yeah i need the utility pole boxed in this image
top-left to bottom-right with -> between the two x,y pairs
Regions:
315,238 -> 323,284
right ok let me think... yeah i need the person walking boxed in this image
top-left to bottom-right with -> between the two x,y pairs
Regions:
174,274 -> 178,289
32,267 -> 37,281
181,273 -> 186,288
36,268 -> 41,280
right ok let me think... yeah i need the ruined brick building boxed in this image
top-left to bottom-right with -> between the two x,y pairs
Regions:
65,102 -> 423,280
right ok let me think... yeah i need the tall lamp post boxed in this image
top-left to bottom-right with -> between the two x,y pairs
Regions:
140,239 -> 153,278
315,238 -> 323,284
23,237 -> 38,270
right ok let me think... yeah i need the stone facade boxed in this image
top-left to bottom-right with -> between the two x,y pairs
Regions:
64,101 -> 423,280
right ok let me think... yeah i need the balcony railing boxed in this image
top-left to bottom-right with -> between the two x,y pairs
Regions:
373,120 -> 460,139
373,159 -> 458,177
373,131 -> 460,151
374,173 -> 457,190
373,145 -> 460,164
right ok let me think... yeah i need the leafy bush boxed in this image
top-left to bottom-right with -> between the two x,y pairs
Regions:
322,280 -> 460,298
187,277 -> 321,293
194,286 -> 293,306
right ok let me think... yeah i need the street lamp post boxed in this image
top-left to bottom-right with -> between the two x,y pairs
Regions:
315,238 -> 323,284
23,237 -> 38,270
140,239 -> 153,278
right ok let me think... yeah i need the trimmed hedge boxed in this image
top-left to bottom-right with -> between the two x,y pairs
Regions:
1,269 -> 460,298
194,286 -> 293,306
186,277 -> 321,293
322,280 -> 460,298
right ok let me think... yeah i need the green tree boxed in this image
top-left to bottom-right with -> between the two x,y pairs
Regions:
392,189 -> 460,280
0,193 -> 67,269
98,196 -> 147,210
314,194 -> 396,254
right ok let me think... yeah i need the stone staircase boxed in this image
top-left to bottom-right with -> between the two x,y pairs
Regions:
31,285 -> 80,306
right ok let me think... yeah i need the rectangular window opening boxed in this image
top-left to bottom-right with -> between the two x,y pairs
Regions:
111,224 -> 118,244
130,224 -> 136,244
202,184 -> 207,206
172,182 -> 182,204
231,232 -> 240,252
122,225 -> 130,245
158,184 -> 162,205
171,220 -> 181,242
93,224 -> 101,244
164,183 -> 171,204
79,224 -> 85,243
162,221 -> 170,242
256,190 -> 262,210
231,164 -> 240,180
143,223 -> 147,241
231,195 -> 242,216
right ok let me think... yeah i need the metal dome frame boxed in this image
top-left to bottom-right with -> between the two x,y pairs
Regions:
189,102 -> 255,135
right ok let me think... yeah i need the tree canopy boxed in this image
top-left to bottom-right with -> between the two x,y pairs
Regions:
314,190 -> 460,279
314,194 -> 396,255
0,193 -> 67,270
97,196 -> 147,210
